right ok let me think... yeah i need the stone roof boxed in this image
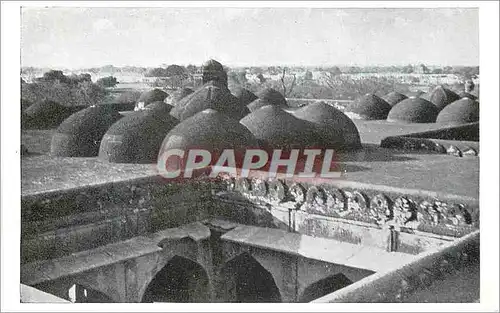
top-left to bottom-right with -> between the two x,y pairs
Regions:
429,85 -> 460,111
345,94 -> 392,120
51,105 -> 122,157
231,87 -> 258,107
170,81 -> 250,121
292,102 -> 362,151
24,100 -> 76,129
387,98 -> 439,123
383,92 -> 408,107
436,98 -> 479,125
99,109 -> 178,163
138,89 -> 169,105
113,90 -> 141,104
202,59 -> 228,86
256,88 -> 288,108
240,105 -> 323,151
145,101 -> 173,114
458,91 -> 478,100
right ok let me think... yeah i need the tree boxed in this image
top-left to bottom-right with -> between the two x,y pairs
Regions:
402,64 -> 414,74
145,68 -> 169,77
432,68 -> 443,74
96,76 -> 119,88
256,73 -> 266,84
304,70 -> 313,81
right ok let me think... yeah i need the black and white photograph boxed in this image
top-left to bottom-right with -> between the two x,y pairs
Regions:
1,1 -> 499,311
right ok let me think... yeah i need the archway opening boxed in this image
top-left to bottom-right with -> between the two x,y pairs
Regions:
223,253 -> 281,303
67,284 -> 113,303
299,273 -> 353,302
142,256 -> 209,303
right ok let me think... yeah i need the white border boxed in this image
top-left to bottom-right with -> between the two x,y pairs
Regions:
2,1 -> 499,312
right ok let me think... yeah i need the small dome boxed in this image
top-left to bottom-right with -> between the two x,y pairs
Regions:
387,98 -> 439,123
24,100 -> 75,129
51,105 -> 122,157
429,85 -> 460,111
113,90 -> 142,109
383,92 -> 408,107
436,98 -> 479,125
247,98 -> 275,112
159,109 -> 259,168
240,105 -> 323,151
145,101 -> 173,114
345,94 -> 391,120
168,87 -> 194,105
256,88 -> 287,107
231,87 -> 258,107
458,91 -> 478,100
170,82 -> 250,121
202,59 -> 228,86
292,102 -> 361,151
138,89 -> 169,105
99,109 -> 178,163
406,90 -> 425,98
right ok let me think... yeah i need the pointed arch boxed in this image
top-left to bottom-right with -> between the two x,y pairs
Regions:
299,273 -> 353,302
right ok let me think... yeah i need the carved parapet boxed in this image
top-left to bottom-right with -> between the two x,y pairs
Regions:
218,176 -> 479,238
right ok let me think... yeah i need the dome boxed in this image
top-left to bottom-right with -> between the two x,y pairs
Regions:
99,109 -> 178,163
383,92 -> 408,107
50,105 -> 122,157
113,90 -> 142,106
458,91 -> 478,100
202,59 -> 228,86
138,89 -> 169,105
231,87 -> 258,107
292,102 -> 361,151
345,94 -> 392,120
387,98 -> 439,123
429,85 -> 460,111
240,105 -> 323,151
256,88 -> 287,108
247,98 -> 275,112
170,81 -> 250,121
168,87 -> 194,105
406,90 -> 425,98
436,98 -> 479,125
159,109 -> 259,168
145,101 -> 173,114
24,100 -> 75,129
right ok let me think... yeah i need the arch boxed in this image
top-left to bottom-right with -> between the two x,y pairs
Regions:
222,252 -> 282,303
141,256 -> 209,303
298,273 -> 353,303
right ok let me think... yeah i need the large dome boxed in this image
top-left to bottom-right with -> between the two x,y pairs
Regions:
99,109 -> 178,163
387,98 -> 439,123
429,85 -> 460,111
24,100 -> 76,129
458,91 -> 478,100
256,88 -> 287,108
159,109 -> 259,168
231,87 -> 258,107
436,98 -> 479,125
247,98 -> 276,112
240,105 -> 323,151
138,89 -> 169,105
51,105 -> 122,157
383,92 -> 408,107
145,101 -> 173,114
345,94 -> 392,120
170,81 -> 250,121
292,102 -> 361,151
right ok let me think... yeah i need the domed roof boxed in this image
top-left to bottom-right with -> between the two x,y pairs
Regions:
113,90 -> 142,104
99,109 -> 178,163
458,91 -> 478,100
170,81 -> 250,121
169,87 -> 194,105
240,105 -> 323,151
138,89 -> 169,105
145,101 -> 173,114
202,59 -> 228,86
231,87 -> 258,107
292,102 -> 361,151
24,100 -> 75,129
51,105 -> 122,157
429,85 -> 460,111
345,94 -> 392,120
436,98 -> 479,125
247,98 -> 275,112
387,98 -> 439,123
383,92 -> 408,107
256,88 -> 287,107
159,109 -> 259,168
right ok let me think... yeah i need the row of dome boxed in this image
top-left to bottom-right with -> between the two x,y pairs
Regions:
345,86 -> 479,124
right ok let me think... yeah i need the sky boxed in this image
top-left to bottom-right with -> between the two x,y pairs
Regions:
20,7 -> 479,69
